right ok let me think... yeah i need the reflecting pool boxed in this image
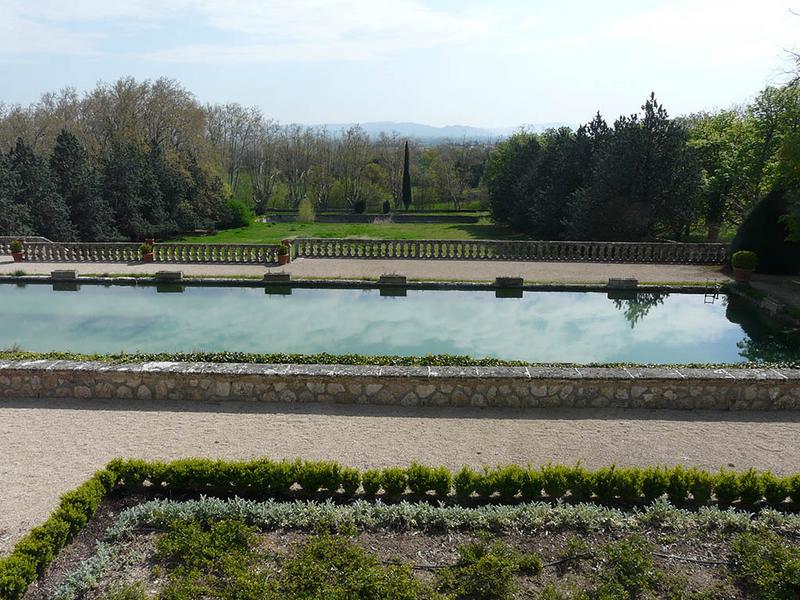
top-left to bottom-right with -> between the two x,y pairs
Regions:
0,283 -> 797,363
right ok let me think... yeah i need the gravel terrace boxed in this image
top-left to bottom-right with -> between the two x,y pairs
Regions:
0,256 -> 729,283
2,398 -> 799,555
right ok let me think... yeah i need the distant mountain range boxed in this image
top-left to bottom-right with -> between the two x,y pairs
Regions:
317,121 -> 570,143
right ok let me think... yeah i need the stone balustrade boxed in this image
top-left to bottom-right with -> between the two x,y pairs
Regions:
292,238 -> 727,264
2,237 -> 728,265
153,243 -> 280,264
22,242 -> 142,263
0,236 -> 52,255
2,241 -> 281,265
1,360 -> 798,410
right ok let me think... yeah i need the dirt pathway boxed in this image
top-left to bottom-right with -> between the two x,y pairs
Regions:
2,398 -> 798,555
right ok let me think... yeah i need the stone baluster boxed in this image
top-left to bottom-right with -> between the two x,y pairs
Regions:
5,237 -> 725,265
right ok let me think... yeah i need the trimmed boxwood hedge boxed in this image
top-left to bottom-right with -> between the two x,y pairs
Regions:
0,349 -> 798,370
104,458 -> 800,508
2,458 -> 800,599
0,469 -> 118,599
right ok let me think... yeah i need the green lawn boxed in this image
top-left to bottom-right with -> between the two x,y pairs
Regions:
171,219 -> 524,244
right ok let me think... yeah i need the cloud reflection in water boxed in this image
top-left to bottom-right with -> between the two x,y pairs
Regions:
0,284 -> 749,363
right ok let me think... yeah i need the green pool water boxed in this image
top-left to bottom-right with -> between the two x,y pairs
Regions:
0,283 -> 796,363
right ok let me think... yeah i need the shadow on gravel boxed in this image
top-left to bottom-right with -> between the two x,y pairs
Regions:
2,396 -> 800,423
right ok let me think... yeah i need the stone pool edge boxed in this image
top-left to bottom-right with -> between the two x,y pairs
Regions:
1,360 -> 798,410
0,274 -> 717,293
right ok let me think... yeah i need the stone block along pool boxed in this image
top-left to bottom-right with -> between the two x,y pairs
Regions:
0,283 -> 796,363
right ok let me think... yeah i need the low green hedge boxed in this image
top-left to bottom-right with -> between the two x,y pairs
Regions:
109,458 -> 800,508
2,458 -> 800,599
0,469 -> 118,599
0,349 -> 798,370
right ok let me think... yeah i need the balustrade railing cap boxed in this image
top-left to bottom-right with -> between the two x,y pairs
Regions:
160,242 -> 282,247
292,237 -> 725,246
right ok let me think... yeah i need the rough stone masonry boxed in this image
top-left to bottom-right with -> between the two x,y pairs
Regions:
0,360 -> 799,410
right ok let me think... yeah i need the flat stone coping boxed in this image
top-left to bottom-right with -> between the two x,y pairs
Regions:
0,274 -> 714,294
0,360 -> 796,381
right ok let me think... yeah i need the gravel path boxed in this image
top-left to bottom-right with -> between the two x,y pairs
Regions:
0,256 -> 729,284
2,398 -> 799,555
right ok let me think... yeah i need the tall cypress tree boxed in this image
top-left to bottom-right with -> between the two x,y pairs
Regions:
102,142 -> 171,240
185,153 -> 227,228
401,140 -> 412,210
0,153 -> 31,236
8,138 -> 76,241
50,130 -> 118,241
148,144 -> 194,232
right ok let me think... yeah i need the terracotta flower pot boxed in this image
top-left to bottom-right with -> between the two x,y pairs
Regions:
142,253 -> 155,263
733,267 -> 754,284
278,254 -> 290,266
11,251 -> 23,262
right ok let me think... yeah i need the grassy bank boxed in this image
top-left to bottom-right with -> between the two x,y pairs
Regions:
1,349 -> 797,369
171,220 -> 523,244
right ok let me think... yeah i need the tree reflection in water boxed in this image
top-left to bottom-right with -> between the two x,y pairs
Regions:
610,292 -> 668,329
726,295 -> 800,363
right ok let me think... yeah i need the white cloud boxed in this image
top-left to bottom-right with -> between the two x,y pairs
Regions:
510,0 -> 798,66
198,0 -> 485,40
152,0 -> 494,62
6,0 -> 192,22
0,3 -> 106,57
1,0 -> 796,69
601,0 -> 797,62
1,0 -> 495,62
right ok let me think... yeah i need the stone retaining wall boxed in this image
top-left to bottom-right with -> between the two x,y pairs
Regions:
1,361 -> 799,410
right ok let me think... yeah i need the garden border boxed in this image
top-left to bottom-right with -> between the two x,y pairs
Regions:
3,457 -> 800,599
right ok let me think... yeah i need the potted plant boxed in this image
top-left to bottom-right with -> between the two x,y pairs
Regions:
140,242 -> 154,263
731,250 -> 757,284
10,239 -> 23,262
277,243 -> 291,266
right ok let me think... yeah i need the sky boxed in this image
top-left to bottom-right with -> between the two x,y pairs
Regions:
0,0 -> 798,128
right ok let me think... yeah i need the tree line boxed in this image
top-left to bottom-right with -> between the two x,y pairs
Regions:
0,78 -> 490,241
209,112 -> 489,214
484,87 -> 800,242
0,79 -> 237,241
1,76 -> 798,243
